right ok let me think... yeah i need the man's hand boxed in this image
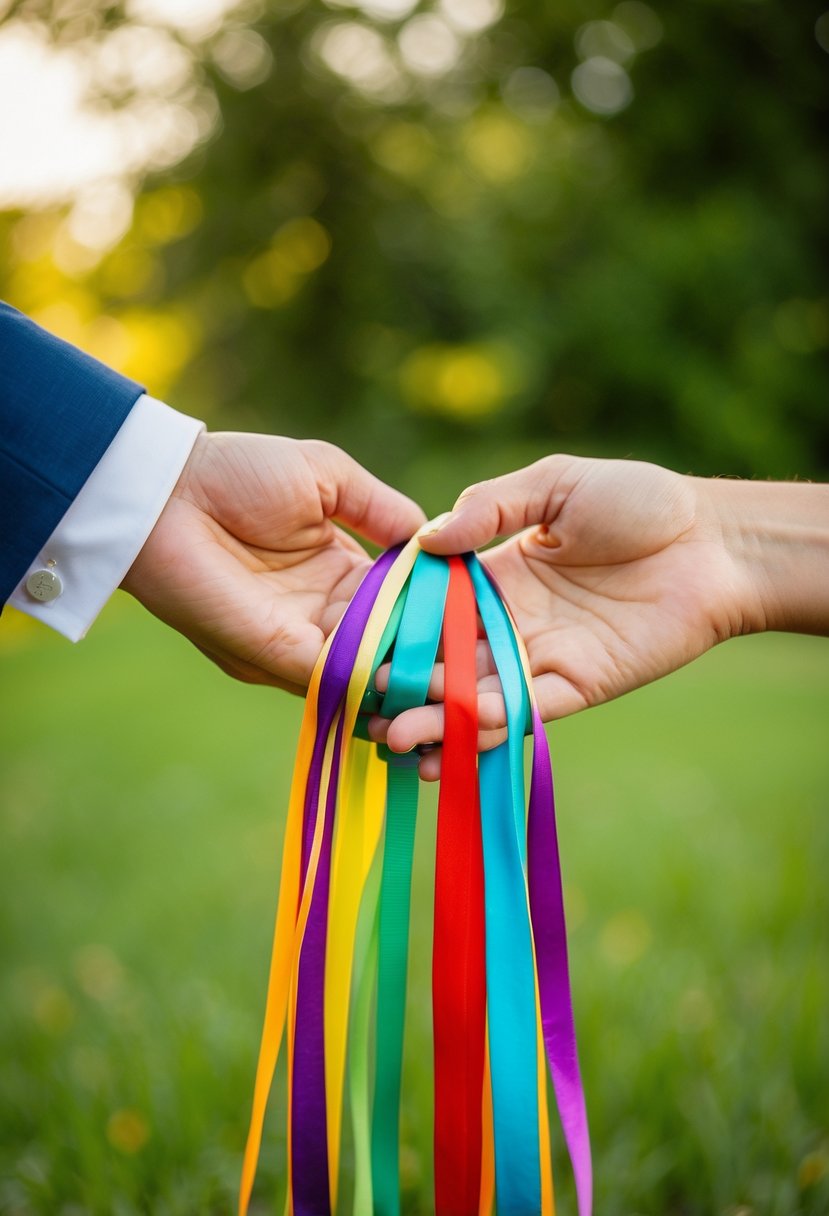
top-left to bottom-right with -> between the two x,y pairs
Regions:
122,432 -> 425,692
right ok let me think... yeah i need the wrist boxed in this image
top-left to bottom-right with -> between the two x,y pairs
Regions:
694,475 -> 829,637
165,429 -> 210,507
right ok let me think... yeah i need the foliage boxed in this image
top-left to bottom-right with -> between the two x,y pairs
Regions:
0,0 -> 827,510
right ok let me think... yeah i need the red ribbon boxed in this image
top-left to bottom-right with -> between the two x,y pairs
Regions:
433,557 -> 486,1214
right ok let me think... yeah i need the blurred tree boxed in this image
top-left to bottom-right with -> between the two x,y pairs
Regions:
1,0 -> 827,507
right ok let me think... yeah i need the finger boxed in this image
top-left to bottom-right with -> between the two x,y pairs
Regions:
303,440 -> 426,547
193,641 -> 309,696
373,665 -> 595,749
417,722 -> 507,780
482,726 -> 508,751
530,670 -> 592,721
367,715 -> 390,744
418,453 -> 584,554
372,686 -> 507,753
419,747 -> 442,782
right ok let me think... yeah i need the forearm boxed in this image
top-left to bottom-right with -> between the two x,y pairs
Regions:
697,477 -> 829,637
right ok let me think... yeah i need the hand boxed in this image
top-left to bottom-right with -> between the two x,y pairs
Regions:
122,432 -> 425,692
370,454 -> 791,778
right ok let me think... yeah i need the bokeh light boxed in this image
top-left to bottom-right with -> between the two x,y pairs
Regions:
501,66 -> 559,122
612,1 -> 663,51
575,20 -> 636,65
314,21 -> 401,98
400,340 -> 521,418
126,0 -> 241,41
571,56 -> 633,116
325,0 -> 419,21
398,14 -> 462,77
211,26 -> 272,89
438,0 -> 504,35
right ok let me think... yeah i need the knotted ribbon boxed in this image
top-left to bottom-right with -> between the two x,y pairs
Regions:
239,533 -> 592,1216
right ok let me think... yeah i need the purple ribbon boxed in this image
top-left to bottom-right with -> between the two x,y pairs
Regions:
292,545 -> 402,1215
292,714 -> 343,1216
527,705 -> 592,1216
299,545 -> 401,886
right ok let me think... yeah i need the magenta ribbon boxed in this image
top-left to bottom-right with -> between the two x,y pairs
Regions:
528,704 -> 592,1216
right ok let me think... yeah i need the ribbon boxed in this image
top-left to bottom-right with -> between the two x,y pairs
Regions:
239,537 -> 592,1216
433,556 -> 486,1212
372,551 -> 450,1216
467,553 -> 544,1215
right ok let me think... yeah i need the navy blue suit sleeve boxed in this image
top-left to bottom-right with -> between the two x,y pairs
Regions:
0,301 -> 145,606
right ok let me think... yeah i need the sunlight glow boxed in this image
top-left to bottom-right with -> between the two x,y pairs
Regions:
126,0 -> 244,41
0,21 -> 213,209
324,0 -> 419,22
438,0 -> 504,35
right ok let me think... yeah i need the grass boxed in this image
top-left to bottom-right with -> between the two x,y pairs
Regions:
1,596 -> 827,1216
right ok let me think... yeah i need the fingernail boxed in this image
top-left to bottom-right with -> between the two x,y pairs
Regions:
418,511 -> 452,538
535,524 -> 562,549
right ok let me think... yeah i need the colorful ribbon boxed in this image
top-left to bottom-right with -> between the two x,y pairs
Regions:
239,537 -> 591,1216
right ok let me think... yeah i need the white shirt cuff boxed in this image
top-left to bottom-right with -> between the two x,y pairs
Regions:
9,394 -> 204,641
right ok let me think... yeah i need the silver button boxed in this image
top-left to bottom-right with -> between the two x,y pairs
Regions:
26,568 -> 63,603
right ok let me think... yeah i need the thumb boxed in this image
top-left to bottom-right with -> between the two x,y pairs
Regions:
419,454 -> 580,554
304,440 -> 426,547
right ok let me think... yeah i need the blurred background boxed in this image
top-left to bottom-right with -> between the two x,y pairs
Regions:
1,1 -> 828,1213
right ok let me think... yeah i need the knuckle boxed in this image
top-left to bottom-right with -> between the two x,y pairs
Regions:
302,438 -> 342,467
453,480 -> 493,512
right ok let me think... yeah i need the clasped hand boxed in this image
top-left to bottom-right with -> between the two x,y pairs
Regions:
124,434 -> 829,779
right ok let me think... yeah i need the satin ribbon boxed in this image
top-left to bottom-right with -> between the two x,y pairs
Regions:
289,542 -> 420,1214
239,539 -> 592,1216
488,566 -> 593,1216
433,557 -> 486,1213
238,540 -> 415,1216
372,551 -> 450,1216
467,553 -> 545,1215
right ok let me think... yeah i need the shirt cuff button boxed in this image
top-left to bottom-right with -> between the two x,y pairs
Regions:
26,568 -> 64,603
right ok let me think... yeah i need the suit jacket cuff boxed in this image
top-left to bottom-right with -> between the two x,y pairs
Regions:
9,394 -> 204,641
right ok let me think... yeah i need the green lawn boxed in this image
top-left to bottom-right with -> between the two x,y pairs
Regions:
1,597 -> 827,1216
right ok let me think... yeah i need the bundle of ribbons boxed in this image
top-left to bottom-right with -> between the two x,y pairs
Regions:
239,530 -> 592,1216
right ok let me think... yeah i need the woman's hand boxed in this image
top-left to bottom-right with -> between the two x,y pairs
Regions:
369,454 -> 829,778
